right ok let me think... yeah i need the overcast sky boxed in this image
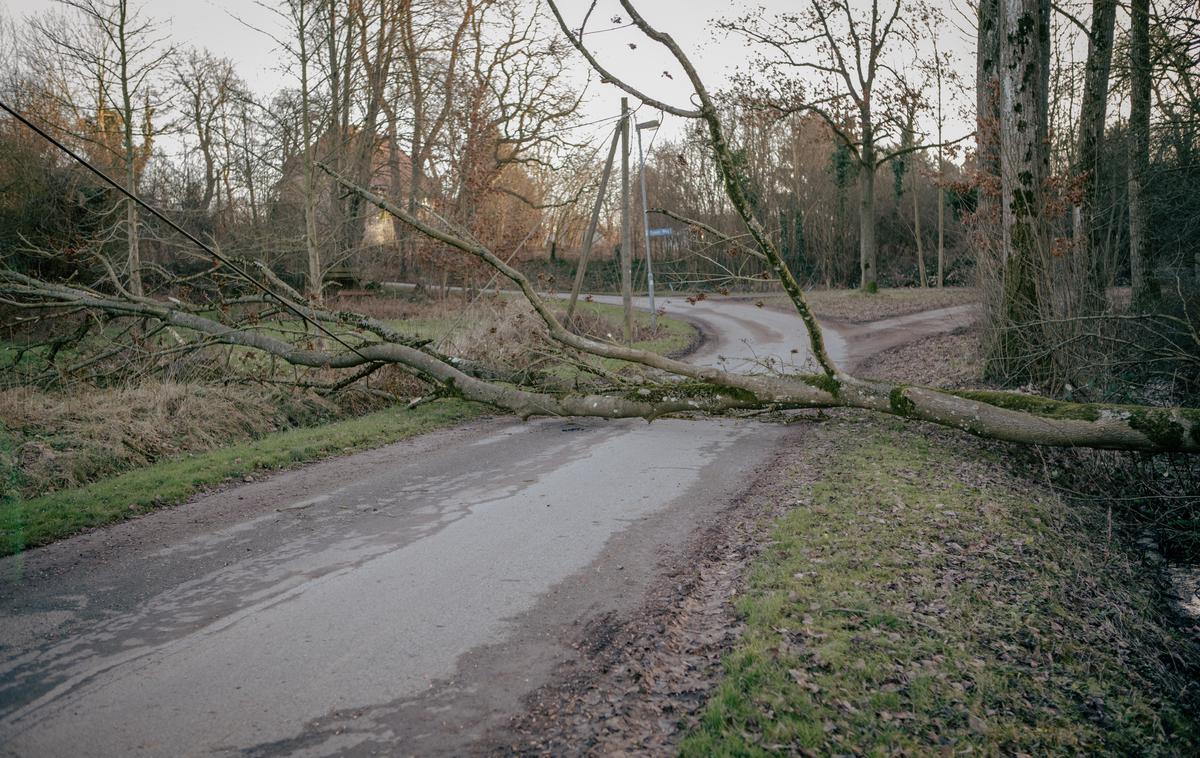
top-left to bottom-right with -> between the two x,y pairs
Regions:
4,0 -> 981,148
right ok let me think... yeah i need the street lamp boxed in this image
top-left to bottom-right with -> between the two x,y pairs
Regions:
635,118 -> 660,331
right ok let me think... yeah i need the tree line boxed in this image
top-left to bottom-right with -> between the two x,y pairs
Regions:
0,0 -> 1198,452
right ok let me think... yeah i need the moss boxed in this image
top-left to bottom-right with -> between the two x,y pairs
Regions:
951,390 -> 1102,422
799,373 -> 840,397
889,386 -> 916,417
625,382 -> 758,406
864,281 -> 878,294
1128,409 -> 1185,449
439,377 -> 465,399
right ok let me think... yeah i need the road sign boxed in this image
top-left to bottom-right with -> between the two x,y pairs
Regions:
647,227 -> 673,238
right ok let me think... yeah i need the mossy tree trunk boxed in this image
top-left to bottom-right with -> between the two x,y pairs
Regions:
976,0 -> 1002,207
985,0 -> 1052,385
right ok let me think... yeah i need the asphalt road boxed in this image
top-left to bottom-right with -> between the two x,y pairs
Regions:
0,296 -> 973,757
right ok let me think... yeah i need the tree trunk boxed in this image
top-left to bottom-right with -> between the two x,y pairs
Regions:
1128,0 -> 1158,311
860,120 -> 877,292
298,0 -> 322,304
620,99 -> 634,344
913,174 -> 927,287
987,0 -> 1051,384
935,38 -> 946,289
1076,0 -> 1118,310
937,182 -> 945,287
117,0 -> 142,297
976,0 -> 1002,227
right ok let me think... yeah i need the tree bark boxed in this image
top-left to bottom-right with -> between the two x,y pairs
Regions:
934,36 -> 946,288
986,0 -> 1051,384
620,98 -> 634,344
1128,0 -> 1158,311
1076,0 -> 1118,309
117,0 -> 142,297
860,139 -> 877,292
976,0 -> 1002,227
913,170 -> 926,287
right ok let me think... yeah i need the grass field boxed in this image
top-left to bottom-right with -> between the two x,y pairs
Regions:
681,415 -> 1199,756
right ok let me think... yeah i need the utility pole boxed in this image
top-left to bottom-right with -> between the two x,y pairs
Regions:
566,118 -> 621,325
635,118 -> 659,331
619,97 -> 633,344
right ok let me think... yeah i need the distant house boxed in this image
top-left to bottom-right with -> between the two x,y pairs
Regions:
276,129 -> 416,250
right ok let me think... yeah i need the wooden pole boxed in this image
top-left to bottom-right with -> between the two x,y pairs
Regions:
566,119 -> 621,325
620,97 -> 633,344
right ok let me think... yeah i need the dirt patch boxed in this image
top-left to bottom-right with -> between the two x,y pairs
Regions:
476,417 -> 831,755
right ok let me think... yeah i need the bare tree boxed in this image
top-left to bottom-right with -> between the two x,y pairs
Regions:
722,0 -> 967,293
172,49 -> 238,216
3,0 -> 1198,457
259,0 -> 325,301
32,0 -> 171,296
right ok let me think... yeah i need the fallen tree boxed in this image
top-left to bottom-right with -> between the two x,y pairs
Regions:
1,1 -> 1197,454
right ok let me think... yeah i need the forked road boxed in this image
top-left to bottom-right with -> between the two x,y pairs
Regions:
0,296 -> 974,757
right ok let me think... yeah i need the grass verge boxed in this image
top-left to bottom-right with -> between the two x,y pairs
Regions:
682,415 -> 1199,756
0,400 -> 484,556
560,298 -> 698,357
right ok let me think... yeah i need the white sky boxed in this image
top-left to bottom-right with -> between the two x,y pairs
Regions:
4,0 -> 981,148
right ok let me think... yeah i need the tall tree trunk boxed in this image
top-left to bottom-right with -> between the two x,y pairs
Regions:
1128,0 -> 1158,311
860,113 -> 877,292
620,100 -> 633,344
935,38 -> 946,288
117,0 -> 142,297
913,173 -> 927,287
976,0 -> 1002,225
1076,0 -> 1118,310
987,0 -> 1051,384
299,0 -> 322,303
936,182 -> 945,287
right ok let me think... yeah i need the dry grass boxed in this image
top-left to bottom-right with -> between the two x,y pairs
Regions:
0,382 -> 342,499
327,290 -> 471,323
437,297 -> 552,370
